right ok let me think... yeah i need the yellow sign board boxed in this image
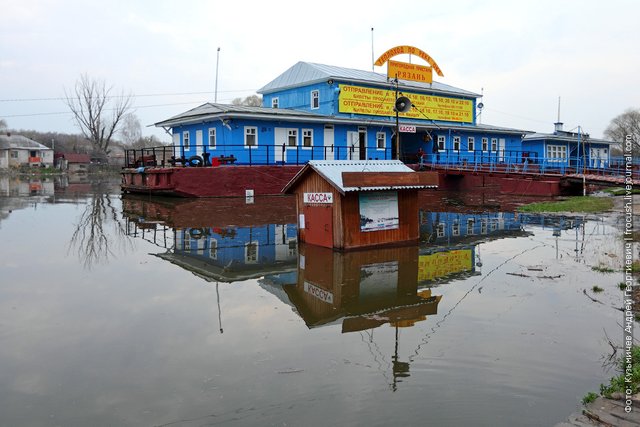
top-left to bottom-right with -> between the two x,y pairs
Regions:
388,60 -> 432,84
417,249 -> 473,281
338,84 -> 473,123
374,45 -> 444,77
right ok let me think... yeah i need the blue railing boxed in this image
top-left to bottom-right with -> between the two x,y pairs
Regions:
418,150 -> 639,180
124,144 -> 394,168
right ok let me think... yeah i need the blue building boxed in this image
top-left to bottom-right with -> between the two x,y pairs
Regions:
154,51 -> 615,170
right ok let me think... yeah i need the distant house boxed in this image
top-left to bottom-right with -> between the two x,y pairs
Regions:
521,122 -> 614,171
55,153 -> 91,173
0,133 -> 54,169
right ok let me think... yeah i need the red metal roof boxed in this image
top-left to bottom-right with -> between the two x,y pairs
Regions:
61,153 -> 91,163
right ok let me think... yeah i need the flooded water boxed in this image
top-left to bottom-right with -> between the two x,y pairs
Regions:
0,175 -> 633,427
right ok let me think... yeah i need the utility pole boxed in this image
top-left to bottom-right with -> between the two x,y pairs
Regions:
215,47 -> 221,103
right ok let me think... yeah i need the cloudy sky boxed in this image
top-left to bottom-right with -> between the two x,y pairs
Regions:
1,0 -> 638,142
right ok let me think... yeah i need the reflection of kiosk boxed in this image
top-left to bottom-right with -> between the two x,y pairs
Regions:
274,243 -> 442,332
283,160 -> 437,250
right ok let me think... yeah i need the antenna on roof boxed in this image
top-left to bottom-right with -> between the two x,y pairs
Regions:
371,27 -> 375,72
557,96 -> 561,123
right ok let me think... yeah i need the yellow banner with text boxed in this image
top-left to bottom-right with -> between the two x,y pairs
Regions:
338,84 -> 473,123
417,249 -> 473,281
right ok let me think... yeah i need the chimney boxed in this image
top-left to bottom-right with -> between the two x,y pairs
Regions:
553,122 -> 563,133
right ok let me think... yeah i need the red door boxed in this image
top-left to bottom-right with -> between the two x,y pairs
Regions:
304,205 -> 333,248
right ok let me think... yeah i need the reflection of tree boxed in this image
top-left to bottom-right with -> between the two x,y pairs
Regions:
68,185 -> 130,269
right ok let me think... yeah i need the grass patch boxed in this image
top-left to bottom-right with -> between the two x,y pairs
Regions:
582,346 -> 640,405
582,391 -> 598,405
632,261 -> 640,274
592,265 -> 616,273
592,285 -> 604,293
517,196 -> 614,213
619,282 -> 628,291
600,346 -> 640,397
603,187 -> 640,196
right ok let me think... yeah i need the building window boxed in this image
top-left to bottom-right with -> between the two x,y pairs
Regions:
183,131 -> 190,150
482,137 -> 488,151
376,132 -> 386,149
452,221 -> 460,236
491,138 -> 498,151
311,90 -> 319,109
467,218 -> 475,235
245,241 -> 258,263
546,144 -> 567,162
302,129 -> 313,147
208,128 -> 216,148
209,239 -> 217,260
288,239 -> 297,257
183,231 -> 191,252
437,223 -> 445,238
467,137 -> 474,151
480,219 -> 488,234
288,129 -> 297,146
437,135 -> 445,150
453,136 -> 461,151
245,127 -> 257,147
272,97 -> 279,108
10,151 -> 18,159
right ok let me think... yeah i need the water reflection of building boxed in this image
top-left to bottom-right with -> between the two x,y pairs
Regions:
122,195 -> 298,282
420,210 -> 584,245
261,244 -> 442,332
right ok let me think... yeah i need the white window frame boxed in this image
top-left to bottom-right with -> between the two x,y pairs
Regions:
437,223 -> 445,238
467,218 -> 475,235
491,138 -> 498,152
311,90 -> 319,109
481,137 -> 488,151
302,129 -> 313,149
10,150 -> 18,159
546,144 -> 567,162
288,238 -> 297,257
209,238 -> 218,260
437,135 -> 445,151
183,231 -> 191,252
467,137 -> 474,152
376,132 -> 386,150
480,219 -> 488,235
183,131 -> 190,150
453,136 -> 461,152
244,126 -> 258,148
452,221 -> 460,236
208,128 -> 216,149
245,241 -> 259,264
272,97 -> 279,108
287,129 -> 298,147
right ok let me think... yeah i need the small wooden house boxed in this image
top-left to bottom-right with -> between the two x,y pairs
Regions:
282,160 -> 438,250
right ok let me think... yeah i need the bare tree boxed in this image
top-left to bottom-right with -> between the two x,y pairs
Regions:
0,119 -> 7,130
605,108 -> 640,154
231,94 -> 262,107
119,112 -> 142,146
64,74 -> 133,155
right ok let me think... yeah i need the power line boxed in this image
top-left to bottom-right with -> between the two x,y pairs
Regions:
0,89 -> 258,103
1,100 -> 220,118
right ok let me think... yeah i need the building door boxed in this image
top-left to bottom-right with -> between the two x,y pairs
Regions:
358,127 -> 367,160
274,128 -> 287,163
498,138 -> 505,162
303,205 -> 333,248
324,125 -> 334,160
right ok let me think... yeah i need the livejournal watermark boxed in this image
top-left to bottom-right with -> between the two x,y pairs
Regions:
623,133 -> 635,413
